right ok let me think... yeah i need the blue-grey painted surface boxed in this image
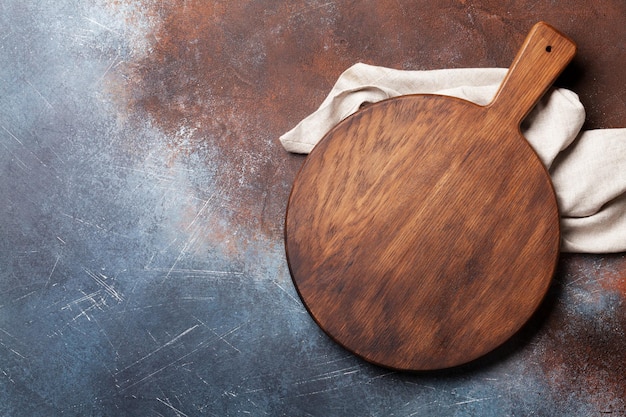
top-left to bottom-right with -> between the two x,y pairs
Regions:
0,1 -> 624,415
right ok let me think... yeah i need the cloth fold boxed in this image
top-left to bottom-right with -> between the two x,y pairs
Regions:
280,63 -> 626,253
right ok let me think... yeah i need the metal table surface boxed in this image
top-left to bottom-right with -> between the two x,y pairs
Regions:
1,1 -> 624,415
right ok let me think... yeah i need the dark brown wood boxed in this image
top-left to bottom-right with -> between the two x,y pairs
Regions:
285,22 -> 576,370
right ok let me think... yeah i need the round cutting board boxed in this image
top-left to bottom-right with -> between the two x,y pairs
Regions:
285,22 -> 575,370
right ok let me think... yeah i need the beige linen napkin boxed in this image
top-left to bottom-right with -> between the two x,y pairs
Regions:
280,63 -> 626,253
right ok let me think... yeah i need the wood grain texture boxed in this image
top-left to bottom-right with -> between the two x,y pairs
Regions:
285,23 -> 575,370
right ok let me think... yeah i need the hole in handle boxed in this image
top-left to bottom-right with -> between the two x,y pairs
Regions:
545,45 -> 552,52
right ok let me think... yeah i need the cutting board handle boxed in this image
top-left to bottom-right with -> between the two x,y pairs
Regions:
488,22 -> 576,126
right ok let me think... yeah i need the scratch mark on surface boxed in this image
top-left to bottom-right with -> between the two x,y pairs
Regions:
98,326 -> 120,360
0,141 -> 28,170
163,241 -> 190,281
119,347 -> 200,392
566,275 -> 589,287
83,16 -> 122,35
25,79 -> 54,109
156,397 -> 189,417
111,165 -> 177,182
98,54 -> 120,84
1,369 -> 15,384
62,290 -> 103,310
72,307 -> 93,322
45,254 -> 61,289
0,340 -> 26,359
117,319 -> 249,392
186,194 -> 215,231
193,316 -> 243,353
272,280 -> 304,309
180,296 -> 215,302
14,290 -> 38,302
297,365 -> 362,385
115,325 -> 199,376
85,268 -> 124,302
309,354 -> 355,367
147,330 -> 159,344
51,289 -> 110,331
0,328 -> 26,361
209,325 -> 242,353
449,396 -> 501,406
1,124 -> 24,145
0,328 -> 15,338
60,212 -> 134,239
289,1 -> 335,20
291,383 -> 356,398
367,371 -> 396,381
407,401 -> 440,416
145,266 -> 244,278
49,147 -> 65,164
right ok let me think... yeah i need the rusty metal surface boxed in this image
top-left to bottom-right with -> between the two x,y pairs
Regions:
0,0 -> 624,415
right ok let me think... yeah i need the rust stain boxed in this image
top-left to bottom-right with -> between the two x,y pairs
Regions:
106,0 -> 363,251
105,0 -> 497,251
599,254 -> 626,296
538,255 -> 626,412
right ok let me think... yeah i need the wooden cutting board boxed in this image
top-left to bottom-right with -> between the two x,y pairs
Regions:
285,22 -> 576,370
